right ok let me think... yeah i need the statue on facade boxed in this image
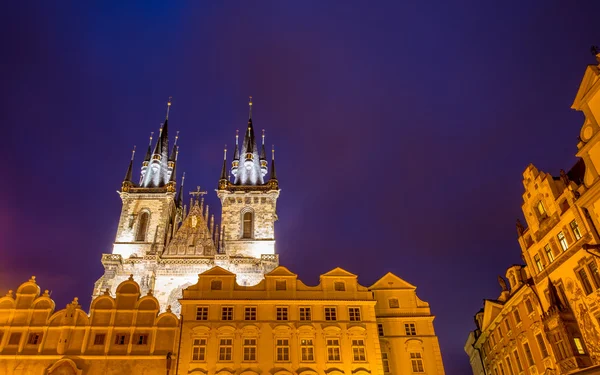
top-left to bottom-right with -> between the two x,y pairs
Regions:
516,219 -> 525,236
498,276 -> 508,292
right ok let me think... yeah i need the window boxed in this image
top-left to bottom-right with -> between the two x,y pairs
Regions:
114,334 -> 128,345
275,280 -> 287,291
382,352 -> 391,373
578,268 -> 594,295
349,307 -> 361,321
534,254 -> 543,272
196,306 -> 208,321
219,338 -> 233,361
136,212 -> 149,241
505,356 -> 514,375
378,323 -> 384,336
245,307 -> 257,321
243,338 -> 257,361
513,309 -> 521,324
211,280 -> 222,290
8,333 -> 21,345
499,363 -> 506,375
525,299 -> 534,314
325,307 -> 337,321
536,333 -> 548,358
513,350 -> 523,372
536,201 -> 547,218
27,333 -> 42,345
405,323 -> 417,336
299,307 -> 312,321
523,343 -> 534,367
410,352 -> 425,373
334,281 -> 345,291
221,306 -> 234,320
276,307 -> 288,321
504,319 -> 511,332
352,339 -> 366,362
242,211 -> 253,238
545,244 -> 555,263
574,337 -> 586,354
557,231 -> 568,251
135,334 -> 148,345
388,298 -> 399,308
192,338 -> 207,361
326,338 -> 341,361
276,339 -> 290,361
571,220 -> 582,240
555,333 -> 568,360
93,333 -> 105,345
497,325 -> 503,339
589,261 -> 600,289
300,339 -> 314,361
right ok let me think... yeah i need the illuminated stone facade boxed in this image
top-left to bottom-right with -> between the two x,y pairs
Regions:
465,52 -> 600,375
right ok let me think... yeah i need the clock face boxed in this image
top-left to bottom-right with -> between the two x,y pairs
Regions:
583,125 -> 594,141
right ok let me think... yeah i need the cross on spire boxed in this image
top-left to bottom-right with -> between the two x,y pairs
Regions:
189,186 -> 208,204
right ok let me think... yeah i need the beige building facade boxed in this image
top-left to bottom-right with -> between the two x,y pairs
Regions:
0,99 -> 446,374
465,52 -> 600,374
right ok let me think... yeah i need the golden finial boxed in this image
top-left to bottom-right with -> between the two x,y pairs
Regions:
248,96 -> 253,119
272,144 -> 275,160
174,130 -> 179,146
181,172 -> 186,186
262,129 -> 265,145
224,144 -> 227,160
131,145 -> 136,161
235,130 -> 239,145
166,96 -> 172,119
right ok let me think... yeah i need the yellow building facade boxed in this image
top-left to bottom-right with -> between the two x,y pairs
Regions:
0,100 -> 446,374
465,52 -> 600,374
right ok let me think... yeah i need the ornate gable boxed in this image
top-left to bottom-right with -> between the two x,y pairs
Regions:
164,201 -> 216,257
481,299 -> 504,331
369,272 -> 416,290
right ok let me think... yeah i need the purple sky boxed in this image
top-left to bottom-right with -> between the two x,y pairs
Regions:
1,2 -> 600,373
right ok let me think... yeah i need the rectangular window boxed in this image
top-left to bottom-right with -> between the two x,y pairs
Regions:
545,244 -> 555,263
513,309 -> 521,324
196,306 -> 208,321
221,306 -> 234,321
378,323 -> 384,336
352,339 -> 366,362
571,220 -> 582,240
27,333 -> 42,345
388,298 -> 399,308
525,299 -> 534,314
534,254 -> 543,272
93,333 -> 105,345
276,339 -> 290,362
405,323 -> 417,336
325,307 -> 337,321
8,333 -> 21,345
574,337 -> 585,354
326,338 -> 341,361
243,338 -> 257,361
192,338 -> 207,361
299,307 -> 312,321
523,342 -> 534,366
382,352 -> 390,373
211,280 -> 222,290
275,280 -> 287,291
513,350 -> 523,372
136,334 -> 148,345
245,307 -> 257,321
334,282 -> 345,291
537,201 -> 547,217
497,325 -> 503,338
219,338 -> 233,361
410,352 -> 425,373
505,356 -> 514,375
349,307 -> 361,322
578,268 -> 594,294
300,339 -> 314,361
555,333 -> 567,360
557,231 -> 568,251
588,261 -> 600,289
114,334 -> 128,345
276,307 -> 289,321
504,319 -> 511,332
536,333 -> 548,358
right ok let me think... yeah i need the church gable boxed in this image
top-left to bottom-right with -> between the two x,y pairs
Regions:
369,272 -> 416,290
164,201 -> 216,257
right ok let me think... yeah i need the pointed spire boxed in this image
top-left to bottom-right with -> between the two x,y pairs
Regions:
248,96 -> 253,120
124,146 -> 136,182
166,96 -> 172,120
169,146 -> 179,183
270,145 -> 277,181
144,133 -> 154,161
169,131 -> 179,161
177,172 -> 185,207
220,145 -> 228,181
260,129 -> 266,160
233,130 -> 240,160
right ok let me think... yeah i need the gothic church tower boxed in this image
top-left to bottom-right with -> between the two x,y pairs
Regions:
217,97 -> 280,258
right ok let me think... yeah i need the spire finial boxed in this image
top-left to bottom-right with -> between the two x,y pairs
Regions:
166,96 -> 172,120
248,96 -> 253,119
149,132 -> 154,145
175,146 -> 179,161
262,129 -> 265,145
236,130 -> 239,145
224,145 -> 227,160
182,172 -> 185,186
272,144 -> 275,160
131,145 -> 136,161
174,131 -> 179,146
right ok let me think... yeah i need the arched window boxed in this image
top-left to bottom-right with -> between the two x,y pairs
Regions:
136,212 -> 149,242
242,211 -> 253,239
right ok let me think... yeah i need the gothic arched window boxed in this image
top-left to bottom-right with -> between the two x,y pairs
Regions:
242,211 -> 253,239
136,212 -> 149,242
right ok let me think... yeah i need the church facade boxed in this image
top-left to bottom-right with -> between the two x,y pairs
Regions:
0,99 -> 446,374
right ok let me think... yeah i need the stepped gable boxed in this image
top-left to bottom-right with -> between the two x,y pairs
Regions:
163,201 -> 216,257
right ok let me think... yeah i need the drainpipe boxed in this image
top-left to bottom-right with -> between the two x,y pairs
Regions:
175,313 -> 184,375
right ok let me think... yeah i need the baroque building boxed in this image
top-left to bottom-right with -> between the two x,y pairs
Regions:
0,98 -> 446,374
465,51 -> 600,375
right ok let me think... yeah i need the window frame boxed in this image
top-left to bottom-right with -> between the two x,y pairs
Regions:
570,220 -> 582,240
276,306 -> 289,321
324,307 -> 337,321
300,338 -> 315,362
388,298 -> 400,308
221,306 -> 234,321
544,244 -> 555,263
192,338 -> 207,361
404,322 -> 417,336
196,306 -> 208,321
557,231 -> 568,251
218,338 -> 233,361
410,352 -> 425,373
275,338 -> 290,362
243,338 -> 257,361
348,307 -> 361,322
535,333 -> 548,358
326,338 -> 341,362
242,210 -> 253,239
577,267 -> 594,295
299,306 -> 312,321
93,333 -> 106,346
351,338 -> 367,362
244,306 -> 257,321
135,211 -> 150,242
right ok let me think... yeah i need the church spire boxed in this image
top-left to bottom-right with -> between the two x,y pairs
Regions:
270,145 -> 278,181
169,131 -> 179,162
124,146 -> 136,182
235,97 -> 264,185
220,145 -> 228,182
141,98 -> 173,188
177,172 -> 185,208
260,129 -> 268,177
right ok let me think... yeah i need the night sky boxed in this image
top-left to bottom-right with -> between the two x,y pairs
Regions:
2,2 -> 600,373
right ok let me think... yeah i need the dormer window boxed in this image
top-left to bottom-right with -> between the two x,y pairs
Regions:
536,201 -> 547,219
388,298 -> 399,308
334,281 -> 345,291
275,280 -> 287,291
211,280 -> 222,291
